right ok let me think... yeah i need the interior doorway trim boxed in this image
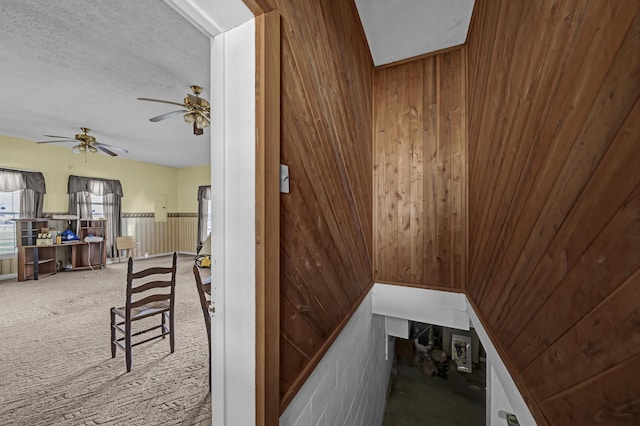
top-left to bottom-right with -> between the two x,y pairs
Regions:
254,9 -> 281,426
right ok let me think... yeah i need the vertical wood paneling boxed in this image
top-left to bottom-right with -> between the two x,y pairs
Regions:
242,0 -> 278,15
423,58 -> 438,285
255,10 -> 281,425
467,0 -> 640,423
121,213 -> 197,257
277,0 -> 373,410
373,49 -> 466,289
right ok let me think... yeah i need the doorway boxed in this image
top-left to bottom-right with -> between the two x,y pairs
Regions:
383,322 -> 486,425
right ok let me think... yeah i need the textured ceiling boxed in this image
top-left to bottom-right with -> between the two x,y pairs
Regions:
1,1 -> 475,167
355,0 -> 475,66
0,0 -> 213,168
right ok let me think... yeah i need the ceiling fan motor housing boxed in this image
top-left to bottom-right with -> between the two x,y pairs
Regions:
184,94 -> 210,111
75,133 -> 96,143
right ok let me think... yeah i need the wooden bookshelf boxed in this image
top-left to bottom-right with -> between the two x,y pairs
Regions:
75,219 -> 107,270
14,219 -> 56,281
13,218 -> 107,281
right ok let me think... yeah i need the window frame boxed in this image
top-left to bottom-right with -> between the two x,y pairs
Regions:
0,189 -> 22,257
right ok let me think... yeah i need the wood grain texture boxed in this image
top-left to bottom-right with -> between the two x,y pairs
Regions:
373,49 -> 466,288
539,352 -> 640,424
255,10 -> 281,426
522,267 -> 640,402
277,0 -> 373,410
466,0 -> 640,423
242,0 -> 278,16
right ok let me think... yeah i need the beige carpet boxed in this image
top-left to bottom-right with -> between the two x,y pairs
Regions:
0,255 -> 211,425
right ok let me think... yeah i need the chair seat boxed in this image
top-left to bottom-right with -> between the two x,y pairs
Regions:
113,300 -> 170,320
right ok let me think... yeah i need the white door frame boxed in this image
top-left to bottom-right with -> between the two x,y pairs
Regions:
210,21 -> 257,426
163,2 -> 256,425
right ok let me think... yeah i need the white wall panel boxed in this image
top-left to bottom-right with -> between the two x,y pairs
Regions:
372,283 -> 469,330
280,289 -> 393,426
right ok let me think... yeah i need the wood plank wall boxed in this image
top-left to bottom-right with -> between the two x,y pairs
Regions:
373,49 -> 466,289
466,0 -> 640,423
277,0 -> 373,410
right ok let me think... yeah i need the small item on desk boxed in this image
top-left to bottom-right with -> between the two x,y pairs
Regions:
61,229 -> 80,242
36,232 -> 53,246
56,235 -> 62,244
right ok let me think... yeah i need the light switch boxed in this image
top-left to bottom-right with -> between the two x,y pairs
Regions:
280,164 -> 290,193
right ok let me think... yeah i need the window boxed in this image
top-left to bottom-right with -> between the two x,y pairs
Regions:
0,190 -> 21,255
90,194 -> 105,219
197,185 -> 211,252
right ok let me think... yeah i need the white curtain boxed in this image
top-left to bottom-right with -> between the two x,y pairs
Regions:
68,175 -> 122,258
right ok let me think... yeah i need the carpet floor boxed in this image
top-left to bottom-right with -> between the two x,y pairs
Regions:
0,255 -> 211,425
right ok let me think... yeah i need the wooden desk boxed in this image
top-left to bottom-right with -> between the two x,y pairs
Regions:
17,240 -> 107,281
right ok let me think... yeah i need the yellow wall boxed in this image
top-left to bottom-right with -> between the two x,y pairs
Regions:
0,135 -> 210,212
177,164 -> 211,213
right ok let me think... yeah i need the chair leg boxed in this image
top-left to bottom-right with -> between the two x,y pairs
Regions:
110,309 -> 116,358
169,312 -> 175,354
125,320 -> 132,373
161,312 -> 166,339
208,344 -> 212,392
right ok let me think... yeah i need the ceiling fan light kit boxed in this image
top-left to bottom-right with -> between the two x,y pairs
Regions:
35,86 -> 209,159
36,127 -> 128,159
138,85 -> 211,136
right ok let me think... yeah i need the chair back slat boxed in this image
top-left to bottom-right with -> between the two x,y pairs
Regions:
126,253 -> 177,313
131,266 -> 175,280
131,279 -> 173,294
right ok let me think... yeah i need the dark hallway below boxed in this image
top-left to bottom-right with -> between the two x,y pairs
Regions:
382,334 -> 486,426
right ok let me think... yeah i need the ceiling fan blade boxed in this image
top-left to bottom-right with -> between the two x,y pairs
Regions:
36,139 -> 76,144
137,97 -> 187,108
149,110 -> 188,122
95,142 -> 128,154
43,134 -> 74,139
95,145 -> 118,157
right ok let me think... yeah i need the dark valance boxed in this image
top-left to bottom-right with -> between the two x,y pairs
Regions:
67,175 -> 123,196
197,185 -> 211,201
0,168 -> 47,194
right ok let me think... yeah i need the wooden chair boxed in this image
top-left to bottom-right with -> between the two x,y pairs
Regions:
116,236 -> 136,263
193,265 -> 211,390
110,252 -> 177,372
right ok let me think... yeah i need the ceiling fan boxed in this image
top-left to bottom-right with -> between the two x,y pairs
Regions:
36,127 -> 128,157
138,85 -> 211,135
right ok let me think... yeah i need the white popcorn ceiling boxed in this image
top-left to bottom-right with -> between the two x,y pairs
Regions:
0,1 -> 475,166
0,0 -> 213,168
